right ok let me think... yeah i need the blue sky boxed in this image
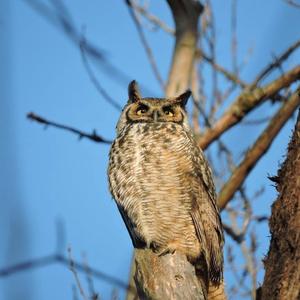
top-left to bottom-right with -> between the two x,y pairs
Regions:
0,1 -> 299,299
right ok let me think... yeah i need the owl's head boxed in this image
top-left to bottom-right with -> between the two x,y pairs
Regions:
116,80 -> 191,134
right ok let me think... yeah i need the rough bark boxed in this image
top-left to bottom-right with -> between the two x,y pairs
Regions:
134,249 -> 207,300
260,108 -> 300,300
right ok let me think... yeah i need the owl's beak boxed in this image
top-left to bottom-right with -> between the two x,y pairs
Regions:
153,110 -> 159,122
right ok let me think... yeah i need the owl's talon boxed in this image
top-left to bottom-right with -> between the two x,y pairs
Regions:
157,247 -> 176,257
150,241 -> 160,252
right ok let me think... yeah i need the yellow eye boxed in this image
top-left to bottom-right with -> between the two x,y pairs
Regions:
136,105 -> 148,115
164,110 -> 174,116
163,106 -> 174,116
137,109 -> 147,115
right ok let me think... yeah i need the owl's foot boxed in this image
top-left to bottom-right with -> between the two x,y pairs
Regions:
157,247 -> 176,257
150,242 -> 176,257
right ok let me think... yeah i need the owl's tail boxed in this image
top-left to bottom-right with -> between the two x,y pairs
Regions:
191,208 -> 224,285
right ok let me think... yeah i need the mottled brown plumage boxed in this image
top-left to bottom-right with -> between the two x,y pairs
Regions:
108,81 -> 224,284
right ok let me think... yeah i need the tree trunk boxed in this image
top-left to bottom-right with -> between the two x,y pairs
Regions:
165,0 -> 203,97
134,249 -> 207,300
260,108 -> 300,300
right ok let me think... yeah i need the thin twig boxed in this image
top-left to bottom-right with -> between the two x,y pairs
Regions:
23,0 -> 131,85
206,0 -> 219,121
223,223 -> 244,243
218,87 -> 300,209
68,247 -> 89,300
80,37 -> 122,111
82,253 -> 98,300
283,0 -> 300,8
231,0 -> 238,76
27,112 -> 112,144
125,0 -> 164,90
131,1 -> 175,34
191,66 -> 202,134
199,51 -> 247,88
226,245 -> 249,296
72,285 -> 80,300
252,39 -> 300,87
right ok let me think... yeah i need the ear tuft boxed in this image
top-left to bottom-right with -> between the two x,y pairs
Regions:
176,90 -> 191,107
128,80 -> 141,103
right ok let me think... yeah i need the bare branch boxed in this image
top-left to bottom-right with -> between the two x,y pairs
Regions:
131,0 -> 247,90
191,66 -> 202,134
125,0 -> 165,89
0,253 -> 133,292
199,51 -> 248,88
252,39 -> 300,87
80,38 -> 122,111
165,0 -> 204,96
223,223 -> 245,244
23,0 -> 131,85
231,0 -> 238,75
199,65 -> 300,149
283,0 -> 300,9
68,247 -> 89,300
82,253 -> 98,299
130,1 -> 175,34
27,112 -> 112,144
218,87 -> 300,209
205,0 -> 220,121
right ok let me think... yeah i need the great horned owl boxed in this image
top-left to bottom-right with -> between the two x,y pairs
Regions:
108,81 -> 224,284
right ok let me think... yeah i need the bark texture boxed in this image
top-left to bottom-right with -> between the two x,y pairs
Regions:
260,108 -> 300,300
134,249 -> 207,300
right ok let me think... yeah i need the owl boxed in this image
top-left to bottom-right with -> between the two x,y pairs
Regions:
108,81 -> 224,284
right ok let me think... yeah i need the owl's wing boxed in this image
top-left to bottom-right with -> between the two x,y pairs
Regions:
189,146 -> 224,284
116,203 -> 145,249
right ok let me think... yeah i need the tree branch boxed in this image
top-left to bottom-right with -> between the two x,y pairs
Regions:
218,87 -> 300,209
68,247 -> 89,300
283,0 -> 300,9
80,39 -> 122,111
125,0 -> 165,90
251,39 -> 300,87
27,112 -> 112,144
127,0 -> 248,90
0,253 -> 135,294
165,0 -> 204,96
23,0 -> 130,85
199,51 -> 248,88
134,249 -> 207,300
198,65 -> 300,150
131,1 -> 175,34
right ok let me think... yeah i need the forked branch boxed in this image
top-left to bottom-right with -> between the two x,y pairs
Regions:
218,87 -> 300,209
199,66 -> 300,149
